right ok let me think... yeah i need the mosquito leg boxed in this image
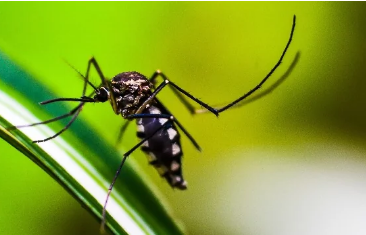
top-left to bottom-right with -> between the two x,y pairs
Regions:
133,79 -> 169,113
7,103 -> 85,131
126,113 -> 201,151
149,71 -> 197,114
115,121 -> 131,146
146,15 -> 296,117
32,104 -> 84,143
83,57 -> 119,114
11,57 -> 104,141
194,52 -> 301,114
100,119 -> 172,232
68,57 -> 118,112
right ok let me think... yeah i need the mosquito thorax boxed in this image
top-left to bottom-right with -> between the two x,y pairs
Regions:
111,71 -> 153,117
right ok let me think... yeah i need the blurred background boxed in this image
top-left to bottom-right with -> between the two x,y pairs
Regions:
1,2 -> 366,235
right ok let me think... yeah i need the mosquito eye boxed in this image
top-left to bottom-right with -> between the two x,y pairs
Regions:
95,87 -> 109,102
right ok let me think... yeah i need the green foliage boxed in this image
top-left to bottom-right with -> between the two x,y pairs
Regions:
2,2 -> 366,235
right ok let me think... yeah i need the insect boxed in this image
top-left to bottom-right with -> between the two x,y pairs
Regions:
10,16 -> 296,231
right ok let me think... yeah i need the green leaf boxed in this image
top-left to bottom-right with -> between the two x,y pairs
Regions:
0,51 -> 184,235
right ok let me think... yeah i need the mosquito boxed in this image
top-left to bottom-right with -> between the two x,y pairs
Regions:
10,15 -> 296,232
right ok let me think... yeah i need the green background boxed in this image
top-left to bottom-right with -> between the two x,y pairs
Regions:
1,2 -> 366,235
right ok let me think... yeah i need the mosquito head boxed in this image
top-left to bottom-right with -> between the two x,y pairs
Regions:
94,86 -> 109,102
111,72 -> 154,117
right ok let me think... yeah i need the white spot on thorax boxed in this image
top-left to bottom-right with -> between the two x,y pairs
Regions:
123,79 -> 147,86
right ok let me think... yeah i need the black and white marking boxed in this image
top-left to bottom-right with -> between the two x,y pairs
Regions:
136,105 -> 187,189
8,16 -> 296,232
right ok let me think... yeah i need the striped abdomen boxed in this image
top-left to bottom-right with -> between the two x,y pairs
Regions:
136,105 -> 187,189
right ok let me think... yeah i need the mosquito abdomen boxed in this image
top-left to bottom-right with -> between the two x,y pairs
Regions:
136,105 -> 187,190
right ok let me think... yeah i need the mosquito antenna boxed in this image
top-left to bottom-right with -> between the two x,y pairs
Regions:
63,59 -> 99,92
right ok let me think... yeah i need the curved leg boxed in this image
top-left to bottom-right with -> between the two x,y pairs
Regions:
145,15 -> 296,117
101,117 -> 172,233
126,113 -> 200,151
